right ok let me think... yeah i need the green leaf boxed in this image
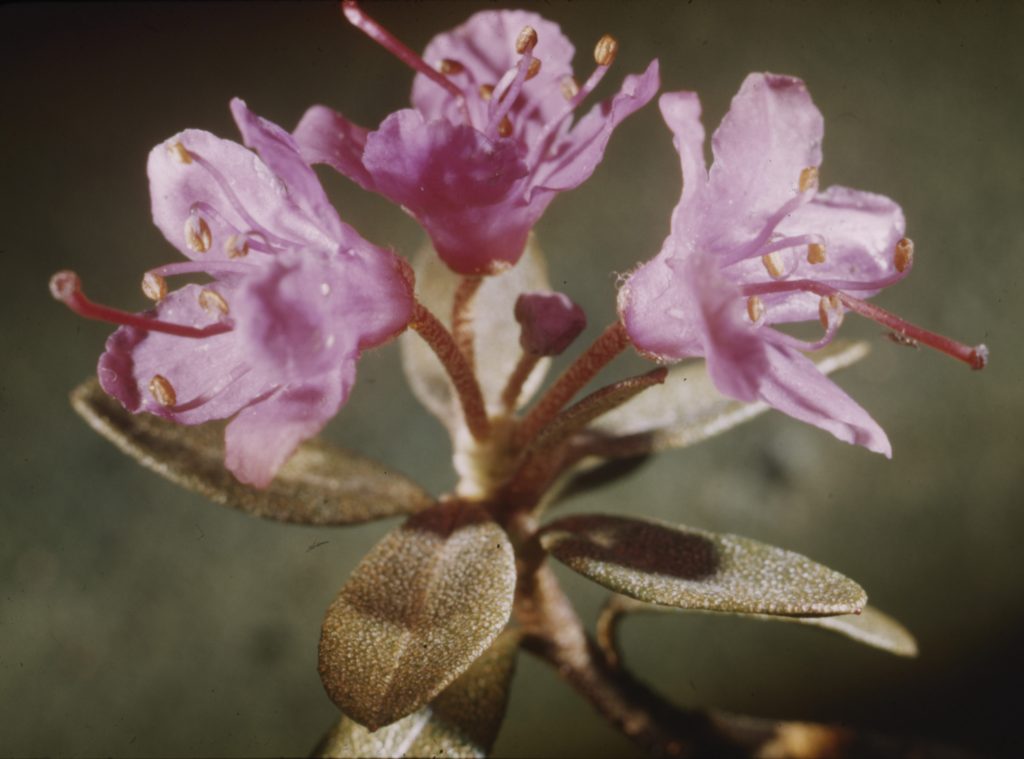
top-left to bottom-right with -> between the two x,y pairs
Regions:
586,340 -> 871,457
319,501 -> 517,730
400,235 -> 551,429
70,377 -> 433,525
540,514 -> 866,616
316,630 -> 521,758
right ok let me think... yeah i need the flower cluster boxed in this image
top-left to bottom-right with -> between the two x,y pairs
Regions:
52,2 -> 986,491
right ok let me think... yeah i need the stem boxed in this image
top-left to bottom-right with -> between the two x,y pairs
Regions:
451,275 -> 483,370
515,322 -> 630,447
410,301 -> 491,440
500,352 -> 541,412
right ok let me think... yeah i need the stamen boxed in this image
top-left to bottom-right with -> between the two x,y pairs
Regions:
148,375 -> 177,407
526,58 -> 542,81
894,237 -> 914,273
141,273 -> 167,302
594,34 -> 619,66
818,294 -> 842,329
168,141 -> 192,165
49,270 -> 232,339
148,260 -> 254,278
479,84 -> 495,101
438,58 -> 464,75
747,295 -> 765,324
799,166 -> 819,194
487,47 -> 534,139
498,116 -> 514,138
762,251 -> 785,279
560,76 -> 580,101
807,243 -> 827,265
184,212 -> 212,254
224,234 -> 250,259
515,26 -> 538,54
199,288 -> 229,315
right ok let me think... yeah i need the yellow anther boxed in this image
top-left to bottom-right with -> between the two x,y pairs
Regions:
807,243 -> 827,265
148,375 -> 177,407
560,76 -> 580,101
762,251 -> 785,279
141,272 -> 167,302
594,34 -> 618,66
224,234 -> 249,259
498,116 -> 513,138
198,288 -> 229,315
479,84 -> 495,101
894,237 -> 914,273
746,295 -> 765,323
185,215 -> 212,254
168,141 -> 192,165
438,58 -> 464,75
515,26 -> 538,54
799,166 -> 819,193
526,58 -> 542,80
818,294 -> 842,329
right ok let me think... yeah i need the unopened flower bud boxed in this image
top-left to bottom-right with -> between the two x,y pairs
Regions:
515,291 -> 587,356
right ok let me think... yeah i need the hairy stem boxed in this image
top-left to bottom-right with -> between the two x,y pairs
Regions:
451,275 -> 483,370
500,352 -> 541,412
411,302 -> 491,440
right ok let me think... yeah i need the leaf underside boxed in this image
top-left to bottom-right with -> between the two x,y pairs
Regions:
540,514 -> 866,616
400,235 -> 552,430
316,629 -> 521,758
70,377 -> 433,525
319,501 -> 517,730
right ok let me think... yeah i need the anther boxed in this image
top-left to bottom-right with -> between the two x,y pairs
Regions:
818,294 -> 842,329
168,141 -> 192,165
148,375 -> 177,407
894,237 -> 914,273
224,234 -> 249,259
594,34 -> 619,66
807,243 -> 827,265
799,166 -> 819,193
526,58 -> 542,80
479,84 -> 495,101
198,288 -> 229,315
515,26 -> 538,54
560,76 -> 580,100
746,295 -> 765,324
498,116 -> 513,138
762,251 -> 785,279
141,272 -> 167,302
185,214 -> 212,254
438,58 -> 464,75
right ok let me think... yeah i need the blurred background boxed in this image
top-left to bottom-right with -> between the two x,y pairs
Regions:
2,1 -> 1021,756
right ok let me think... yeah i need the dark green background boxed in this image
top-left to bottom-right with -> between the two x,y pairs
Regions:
2,1 -> 1021,755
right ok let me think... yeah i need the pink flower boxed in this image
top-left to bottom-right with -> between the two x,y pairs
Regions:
52,99 -> 413,487
619,74 -> 987,456
294,2 -> 659,275
515,291 -> 587,357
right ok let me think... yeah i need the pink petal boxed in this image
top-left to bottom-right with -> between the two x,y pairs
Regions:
148,129 -> 330,261
532,60 -> 660,195
293,104 -> 375,191
701,73 -> 824,252
758,342 -> 891,456
224,367 -> 354,487
230,98 -> 345,243
412,9 -> 575,134
98,283 -> 276,425
514,291 -> 587,356
658,90 -> 708,232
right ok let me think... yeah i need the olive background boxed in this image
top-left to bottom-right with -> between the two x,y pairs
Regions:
2,1 -> 1022,756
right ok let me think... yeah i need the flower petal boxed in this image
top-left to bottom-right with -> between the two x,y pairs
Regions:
702,73 -> 824,252
758,341 -> 891,456
224,367 -> 354,487
658,90 -> 708,232
148,129 -> 330,261
293,104 -> 375,192
532,60 -> 660,196
230,98 -> 345,243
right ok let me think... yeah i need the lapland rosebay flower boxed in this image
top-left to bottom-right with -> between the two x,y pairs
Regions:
619,74 -> 988,456
293,1 -> 659,275
52,98 -> 413,487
